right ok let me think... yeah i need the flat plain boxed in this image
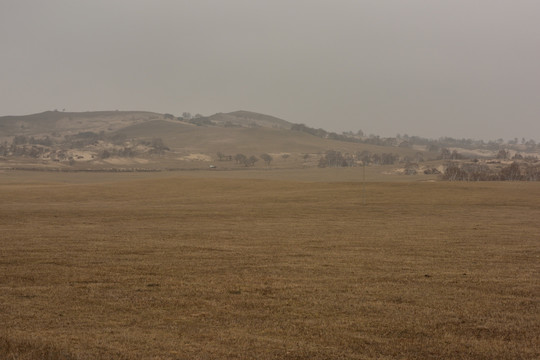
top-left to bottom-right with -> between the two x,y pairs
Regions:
0,170 -> 539,359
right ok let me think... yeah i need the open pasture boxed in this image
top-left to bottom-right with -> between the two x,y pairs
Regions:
0,175 -> 539,359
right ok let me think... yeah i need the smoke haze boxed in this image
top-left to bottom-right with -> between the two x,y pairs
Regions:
1,0 -> 539,140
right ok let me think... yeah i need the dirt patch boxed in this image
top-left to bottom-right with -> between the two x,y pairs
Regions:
179,153 -> 212,162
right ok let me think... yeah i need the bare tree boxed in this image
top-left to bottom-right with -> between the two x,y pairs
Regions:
524,164 -> 540,181
500,162 -> 522,181
442,164 -> 467,181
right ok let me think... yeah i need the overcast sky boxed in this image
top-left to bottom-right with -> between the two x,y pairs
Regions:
1,1 -> 539,140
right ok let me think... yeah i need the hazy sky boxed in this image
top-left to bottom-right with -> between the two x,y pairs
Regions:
1,1 -> 539,140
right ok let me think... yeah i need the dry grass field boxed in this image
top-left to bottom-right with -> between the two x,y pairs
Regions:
0,173 -> 539,359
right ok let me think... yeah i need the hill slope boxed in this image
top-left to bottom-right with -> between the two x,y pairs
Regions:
208,110 -> 293,129
0,110 -> 426,171
0,110 -> 162,138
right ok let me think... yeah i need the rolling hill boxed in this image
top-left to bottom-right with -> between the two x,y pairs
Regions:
0,110 -> 432,172
207,110 -> 293,129
0,110 -> 161,137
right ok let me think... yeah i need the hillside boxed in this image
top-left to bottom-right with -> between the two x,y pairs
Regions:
2,109 -> 538,179
0,110 -> 428,172
117,119 -> 403,155
207,110 -> 293,129
0,110 -> 161,138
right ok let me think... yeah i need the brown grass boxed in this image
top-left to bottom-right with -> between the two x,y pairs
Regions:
0,175 -> 539,359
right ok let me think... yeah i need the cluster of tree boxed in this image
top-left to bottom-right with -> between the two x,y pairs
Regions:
512,153 -> 539,162
442,161 -> 540,181
216,152 -> 233,161
1,132 -> 170,161
403,162 -> 420,175
178,112 -> 204,120
188,117 -> 215,126
292,123 -> 540,155
135,138 -> 169,155
174,112 -> 210,125
317,150 -> 407,168
292,124 -> 395,146
11,135 -> 54,147
0,143 -> 49,158
362,152 -> 402,165
439,148 -> 467,160
407,135 -> 488,151
217,152 -> 273,166
64,133 -> 168,157
496,149 -> 510,159
0,143 -> 82,163
97,147 -> 135,159
64,132 -> 169,155
399,135 -> 539,152
233,154 -> 259,167
61,131 -> 129,149
291,123 -> 330,138
318,150 -> 355,167
496,149 -> 538,162
64,131 -> 107,148
1,135 -> 60,158
510,138 -> 537,151
292,124 -> 372,144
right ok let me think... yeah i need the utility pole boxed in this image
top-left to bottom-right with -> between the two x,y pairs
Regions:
362,162 -> 366,205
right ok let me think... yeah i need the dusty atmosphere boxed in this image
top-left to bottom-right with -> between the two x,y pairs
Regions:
1,1 -> 539,359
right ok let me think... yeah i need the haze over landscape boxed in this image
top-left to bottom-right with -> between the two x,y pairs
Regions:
2,2 -> 540,359
1,0 -> 539,140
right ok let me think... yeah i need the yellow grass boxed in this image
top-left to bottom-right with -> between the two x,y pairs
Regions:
0,174 -> 539,359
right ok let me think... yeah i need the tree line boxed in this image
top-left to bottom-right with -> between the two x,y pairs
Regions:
442,161 -> 540,181
317,150 -> 421,168
216,152 -> 275,167
291,123 -> 540,152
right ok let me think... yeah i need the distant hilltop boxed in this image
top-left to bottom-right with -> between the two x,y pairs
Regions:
206,110 -> 293,129
0,110 -> 293,136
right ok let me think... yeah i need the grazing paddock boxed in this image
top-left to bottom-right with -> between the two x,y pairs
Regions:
0,176 -> 539,359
